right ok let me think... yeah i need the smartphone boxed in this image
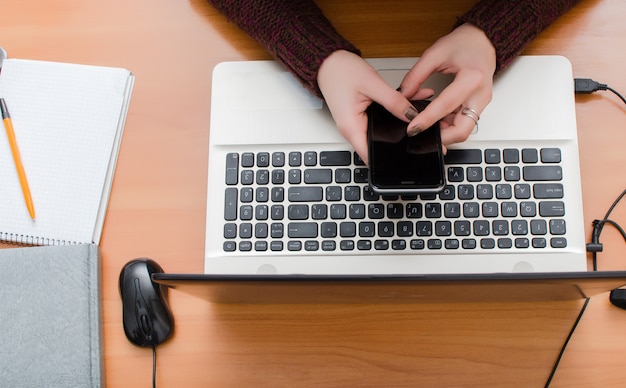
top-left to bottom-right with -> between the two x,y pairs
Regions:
366,100 -> 445,194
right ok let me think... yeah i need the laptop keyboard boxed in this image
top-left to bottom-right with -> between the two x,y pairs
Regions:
221,148 -> 568,254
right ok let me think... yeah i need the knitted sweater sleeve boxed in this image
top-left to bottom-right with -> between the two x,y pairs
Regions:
455,0 -> 580,72
206,0 -> 360,97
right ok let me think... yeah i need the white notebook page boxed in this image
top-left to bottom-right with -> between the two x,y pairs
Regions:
0,59 -> 133,245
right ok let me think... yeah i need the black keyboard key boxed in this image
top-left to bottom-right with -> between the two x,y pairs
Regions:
539,201 -> 565,217
515,238 -> 530,248
340,240 -> 355,251
257,152 -> 270,167
344,186 -> 361,201
467,167 -> 483,182
305,241 -> 319,251
354,168 -> 369,183
375,240 -> 390,250
225,153 -> 239,184
330,204 -> 347,219
534,183 -> 564,199
288,204 -> 309,220
444,149 -> 482,164
541,148 -> 561,163
503,149 -> 519,164
448,167 -> 464,182
239,241 -> 252,251
349,204 -> 366,219
462,239 -> 477,249
272,152 -> 285,167
515,184 -> 532,199
484,149 -> 501,164
397,221 -> 413,237
551,237 -> 567,248
239,223 -> 252,239
454,220 -> 471,236
522,148 -> 538,163
523,166 -> 562,181
288,222 -> 318,238
304,169 -> 332,183
321,222 -> 337,238
320,151 -> 352,166
223,223 -> 237,238
311,204 -> 328,219
241,152 -> 254,167
357,240 -> 372,250
335,168 -> 352,183
392,240 -> 407,250
322,241 -> 336,251
288,187 -> 323,202
353,152 -> 366,166
224,188 -> 237,221
378,222 -> 394,237
549,219 -> 567,235
387,203 -> 404,219
288,241 -> 302,251
304,151 -> 317,166
340,222 -> 357,237
359,222 -> 376,237
445,239 -> 460,249
289,152 -> 302,166
428,239 -> 443,249
411,239 -> 425,250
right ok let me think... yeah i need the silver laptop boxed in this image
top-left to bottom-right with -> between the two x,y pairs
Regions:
204,56 -> 586,275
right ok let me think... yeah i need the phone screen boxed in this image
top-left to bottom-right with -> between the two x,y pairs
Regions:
367,101 -> 445,194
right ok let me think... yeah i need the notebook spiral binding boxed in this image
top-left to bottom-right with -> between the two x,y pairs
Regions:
0,232 -> 78,246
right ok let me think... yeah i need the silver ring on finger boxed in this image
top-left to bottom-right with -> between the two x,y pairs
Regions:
461,107 -> 480,124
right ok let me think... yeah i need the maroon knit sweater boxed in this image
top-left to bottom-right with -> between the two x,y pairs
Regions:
207,0 -> 579,97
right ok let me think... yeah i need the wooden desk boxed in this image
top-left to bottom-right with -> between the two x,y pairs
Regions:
2,0 -> 625,386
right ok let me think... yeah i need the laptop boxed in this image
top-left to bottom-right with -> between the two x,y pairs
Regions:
153,56 -> 626,303
202,56 -> 588,276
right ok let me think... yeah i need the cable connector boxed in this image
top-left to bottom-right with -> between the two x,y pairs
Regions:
574,78 -> 608,94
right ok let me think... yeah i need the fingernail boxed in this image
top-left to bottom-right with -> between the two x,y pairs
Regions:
407,124 -> 423,137
404,105 -> 418,121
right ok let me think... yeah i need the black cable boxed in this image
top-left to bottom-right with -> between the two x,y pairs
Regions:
152,346 -> 157,388
587,189 -> 626,271
574,78 -> 626,106
606,86 -> 626,106
544,297 -> 590,388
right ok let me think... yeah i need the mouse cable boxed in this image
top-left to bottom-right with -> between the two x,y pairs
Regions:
586,189 -> 626,271
574,78 -> 626,106
152,346 -> 157,388
544,297 -> 590,388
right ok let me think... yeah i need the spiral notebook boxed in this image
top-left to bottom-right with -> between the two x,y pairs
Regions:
0,56 -> 134,245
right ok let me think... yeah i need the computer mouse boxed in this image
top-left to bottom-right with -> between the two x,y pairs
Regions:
609,288 -> 626,310
119,258 -> 173,347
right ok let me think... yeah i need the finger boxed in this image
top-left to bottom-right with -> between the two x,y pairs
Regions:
333,109 -> 370,165
362,75 -> 417,123
399,54 -> 442,98
440,111 -> 479,145
407,88 -> 435,101
407,69 -> 487,135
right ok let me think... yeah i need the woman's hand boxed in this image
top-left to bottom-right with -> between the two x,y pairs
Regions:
317,50 -> 431,164
400,23 -> 497,147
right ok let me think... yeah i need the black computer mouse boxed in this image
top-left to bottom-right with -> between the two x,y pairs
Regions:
609,288 -> 626,310
119,259 -> 173,347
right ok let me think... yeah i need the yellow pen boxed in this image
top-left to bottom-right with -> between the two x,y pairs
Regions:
1,97 -> 36,220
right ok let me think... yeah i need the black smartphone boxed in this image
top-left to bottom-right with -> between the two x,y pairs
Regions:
366,100 -> 445,194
